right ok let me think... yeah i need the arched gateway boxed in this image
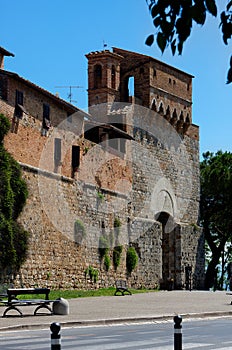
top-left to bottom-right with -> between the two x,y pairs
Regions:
155,212 -> 180,290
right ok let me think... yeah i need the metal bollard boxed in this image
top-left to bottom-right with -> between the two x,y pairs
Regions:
174,315 -> 182,350
50,322 -> 61,350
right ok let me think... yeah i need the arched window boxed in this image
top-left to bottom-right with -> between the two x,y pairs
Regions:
94,64 -> 102,88
172,109 -> 177,119
151,99 -> 157,111
159,102 -> 164,115
122,75 -> 135,102
179,111 -> 184,121
186,114 -> 190,124
111,65 -> 116,89
165,106 -> 171,121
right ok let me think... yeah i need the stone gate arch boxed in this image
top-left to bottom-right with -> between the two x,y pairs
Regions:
155,211 -> 178,290
151,179 -> 181,289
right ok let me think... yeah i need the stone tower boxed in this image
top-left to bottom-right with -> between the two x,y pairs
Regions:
86,50 -> 122,107
85,47 -> 204,290
86,47 -> 198,140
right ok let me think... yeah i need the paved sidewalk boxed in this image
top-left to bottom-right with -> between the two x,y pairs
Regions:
0,290 -> 232,331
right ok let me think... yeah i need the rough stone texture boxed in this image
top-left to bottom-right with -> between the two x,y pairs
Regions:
12,163 -> 204,290
0,47 -> 205,290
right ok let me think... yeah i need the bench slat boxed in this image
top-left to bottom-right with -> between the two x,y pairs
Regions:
115,280 -> 132,296
2,287 -> 53,317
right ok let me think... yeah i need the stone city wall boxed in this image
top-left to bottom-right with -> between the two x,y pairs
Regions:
12,162 -> 204,290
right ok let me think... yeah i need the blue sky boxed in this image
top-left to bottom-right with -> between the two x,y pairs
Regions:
1,0 -> 231,156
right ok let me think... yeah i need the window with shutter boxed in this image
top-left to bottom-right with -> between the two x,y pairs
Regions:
0,76 -> 8,100
43,103 -> 50,120
15,90 -> 24,118
54,138 -> 61,166
42,103 -> 51,136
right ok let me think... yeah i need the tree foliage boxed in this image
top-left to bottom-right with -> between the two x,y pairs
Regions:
0,114 -> 29,272
146,0 -> 232,83
200,151 -> 232,289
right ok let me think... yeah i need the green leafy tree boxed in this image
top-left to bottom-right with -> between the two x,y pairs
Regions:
0,114 -> 29,273
146,0 -> 232,83
200,151 -> 232,289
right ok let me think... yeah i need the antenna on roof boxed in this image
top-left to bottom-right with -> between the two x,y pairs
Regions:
103,40 -> 107,49
54,85 -> 83,104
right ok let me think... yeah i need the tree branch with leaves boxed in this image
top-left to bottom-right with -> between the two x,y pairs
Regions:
200,151 -> 232,289
146,0 -> 232,83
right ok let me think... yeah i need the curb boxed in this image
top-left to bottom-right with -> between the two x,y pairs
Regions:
1,311 -> 232,332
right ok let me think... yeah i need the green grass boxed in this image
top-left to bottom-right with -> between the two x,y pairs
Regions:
14,287 -> 158,300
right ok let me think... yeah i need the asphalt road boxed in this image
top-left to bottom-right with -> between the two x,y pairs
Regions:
1,317 -> 232,349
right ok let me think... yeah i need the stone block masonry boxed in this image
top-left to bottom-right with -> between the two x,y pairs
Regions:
0,46 -> 205,290
12,162 -> 204,290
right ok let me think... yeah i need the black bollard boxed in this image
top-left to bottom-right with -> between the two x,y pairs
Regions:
174,315 -> 182,350
50,322 -> 61,350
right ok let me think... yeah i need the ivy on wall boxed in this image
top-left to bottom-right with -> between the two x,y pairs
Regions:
126,246 -> 138,273
0,114 -> 29,272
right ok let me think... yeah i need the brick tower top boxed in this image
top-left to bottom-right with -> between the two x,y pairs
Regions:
86,49 -> 123,107
86,47 -> 196,138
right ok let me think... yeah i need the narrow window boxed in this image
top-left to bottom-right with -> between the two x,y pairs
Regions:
16,90 -> 23,105
165,106 -> 171,121
111,65 -> 116,89
54,138 -> 61,166
0,76 -> 8,100
15,90 -> 24,118
42,103 -> 51,136
43,103 -> 50,120
94,64 -> 102,88
120,139 -> 126,153
12,90 -> 24,133
159,102 -> 164,115
72,145 -> 80,172
128,76 -> 134,97
186,114 -> 190,123
151,99 -> 157,111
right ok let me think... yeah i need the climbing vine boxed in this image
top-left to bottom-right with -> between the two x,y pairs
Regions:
113,218 -> 123,269
126,247 -> 138,273
113,245 -> 123,269
0,114 -> 29,272
85,265 -> 99,283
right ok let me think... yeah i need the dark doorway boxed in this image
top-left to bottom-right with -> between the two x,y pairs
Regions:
156,212 -> 176,290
